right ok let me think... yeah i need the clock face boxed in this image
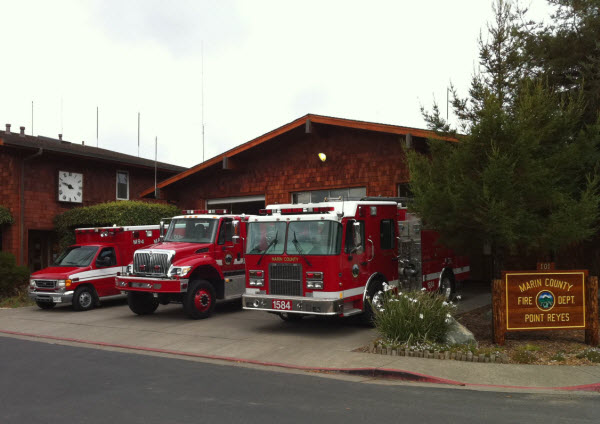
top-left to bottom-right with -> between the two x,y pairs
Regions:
58,171 -> 83,203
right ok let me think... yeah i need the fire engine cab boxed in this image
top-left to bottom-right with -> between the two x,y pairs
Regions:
242,200 -> 469,321
115,210 -> 250,319
29,225 -> 160,311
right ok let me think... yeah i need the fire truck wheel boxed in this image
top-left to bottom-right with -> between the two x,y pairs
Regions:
439,275 -> 456,301
127,292 -> 159,315
278,312 -> 304,322
36,301 -> 56,310
362,280 -> 385,325
183,280 -> 216,319
72,286 -> 96,311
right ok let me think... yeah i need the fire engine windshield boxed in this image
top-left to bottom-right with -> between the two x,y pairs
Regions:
164,218 -> 218,243
287,221 -> 342,255
246,221 -> 342,255
53,246 -> 99,267
246,222 -> 286,254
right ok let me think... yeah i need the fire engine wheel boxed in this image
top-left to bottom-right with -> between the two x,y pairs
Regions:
72,286 -> 96,311
36,301 -> 56,310
127,292 -> 159,315
183,280 -> 216,320
278,312 -> 304,322
439,275 -> 456,301
363,280 -> 385,325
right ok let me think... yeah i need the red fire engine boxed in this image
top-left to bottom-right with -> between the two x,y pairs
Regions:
242,200 -> 469,321
29,225 -> 160,311
116,210 -> 250,319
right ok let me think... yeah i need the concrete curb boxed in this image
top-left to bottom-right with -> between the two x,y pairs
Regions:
2,329 -> 599,393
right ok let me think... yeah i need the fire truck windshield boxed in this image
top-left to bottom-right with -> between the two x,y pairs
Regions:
246,222 -> 286,254
246,221 -> 342,255
53,246 -> 99,267
164,218 -> 218,243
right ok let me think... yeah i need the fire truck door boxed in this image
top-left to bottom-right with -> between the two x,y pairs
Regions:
216,218 -> 245,299
344,220 -> 369,285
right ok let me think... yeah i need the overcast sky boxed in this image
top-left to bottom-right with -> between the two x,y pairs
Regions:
1,0 -> 553,168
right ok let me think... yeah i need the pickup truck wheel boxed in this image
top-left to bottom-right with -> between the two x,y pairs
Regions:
36,301 -> 56,310
278,312 -> 304,322
183,280 -> 216,319
127,292 -> 159,315
73,286 -> 96,311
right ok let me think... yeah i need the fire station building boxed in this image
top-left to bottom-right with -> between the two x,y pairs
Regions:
0,124 -> 185,270
142,114 -> 456,213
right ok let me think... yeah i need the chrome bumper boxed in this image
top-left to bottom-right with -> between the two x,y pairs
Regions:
242,294 -> 344,316
116,275 -> 189,293
29,290 -> 74,304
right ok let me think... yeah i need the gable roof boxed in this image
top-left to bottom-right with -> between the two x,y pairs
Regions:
139,113 -> 458,198
0,130 -> 186,173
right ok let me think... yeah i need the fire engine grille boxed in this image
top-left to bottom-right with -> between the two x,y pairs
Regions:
34,280 -> 56,289
269,263 -> 302,296
133,251 -> 171,276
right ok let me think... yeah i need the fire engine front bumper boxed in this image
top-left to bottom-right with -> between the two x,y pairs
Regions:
29,290 -> 74,304
242,293 -> 344,316
115,276 -> 189,293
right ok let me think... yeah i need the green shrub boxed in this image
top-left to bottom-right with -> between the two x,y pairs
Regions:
511,345 -> 540,364
373,288 -> 456,345
576,348 -> 600,363
0,205 -> 13,226
0,252 -> 30,298
54,201 -> 179,248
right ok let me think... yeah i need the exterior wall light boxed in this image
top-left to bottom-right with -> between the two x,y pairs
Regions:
318,153 -> 327,162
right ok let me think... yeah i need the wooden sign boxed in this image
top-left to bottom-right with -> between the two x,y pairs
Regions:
504,271 -> 586,330
492,271 -> 598,346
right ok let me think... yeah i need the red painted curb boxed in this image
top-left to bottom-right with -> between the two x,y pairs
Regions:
1,329 -> 599,392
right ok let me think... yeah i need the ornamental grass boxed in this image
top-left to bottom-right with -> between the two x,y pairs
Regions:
373,288 -> 456,345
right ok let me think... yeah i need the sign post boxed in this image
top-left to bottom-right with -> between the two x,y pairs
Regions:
492,271 -> 598,346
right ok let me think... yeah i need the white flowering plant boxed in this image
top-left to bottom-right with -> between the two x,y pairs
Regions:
372,289 -> 457,345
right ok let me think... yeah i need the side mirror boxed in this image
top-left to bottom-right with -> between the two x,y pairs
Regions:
352,221 -> 363,253
232,220 -> 241,245
159,220 -> 165,242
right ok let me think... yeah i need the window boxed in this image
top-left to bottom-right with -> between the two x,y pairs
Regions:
380,219 -> 395,250
218,220 -> 233,245
397,183 -> 413,199
164,218 -> 218,243
53,246 -> 99,267
292,187 -> 366,204
116,171 -> 129,200
96,247 -> 117,267
344,220 -> 365,254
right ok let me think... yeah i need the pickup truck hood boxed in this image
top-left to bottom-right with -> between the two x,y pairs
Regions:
31,266 -> 90,280
139,242 -> 213,261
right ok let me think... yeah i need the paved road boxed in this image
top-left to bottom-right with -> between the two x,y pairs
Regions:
1,337 -> 599,424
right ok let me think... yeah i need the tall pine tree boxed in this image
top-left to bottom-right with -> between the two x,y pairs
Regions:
408,0 -> 600,279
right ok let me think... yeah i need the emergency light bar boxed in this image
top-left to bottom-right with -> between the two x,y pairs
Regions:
182,209 -> 229,215
259,207 -> 335,215
75,227 -> 124,234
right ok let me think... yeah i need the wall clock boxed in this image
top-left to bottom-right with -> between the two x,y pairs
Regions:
58,171 -> 83,203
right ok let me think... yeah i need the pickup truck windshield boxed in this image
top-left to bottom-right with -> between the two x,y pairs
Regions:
53,246 -> 99,267
164,218 -> 218,243
246,221 -> 342,255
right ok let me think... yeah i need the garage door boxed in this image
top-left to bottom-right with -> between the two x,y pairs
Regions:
207,195 -> 265,215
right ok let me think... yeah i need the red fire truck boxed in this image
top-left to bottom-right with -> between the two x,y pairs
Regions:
242,200 -> 469,321
29,225 -> 160,311
115,210 -> 249,319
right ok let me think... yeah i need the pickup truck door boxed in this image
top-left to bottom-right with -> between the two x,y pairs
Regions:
215,218 -> 245,299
